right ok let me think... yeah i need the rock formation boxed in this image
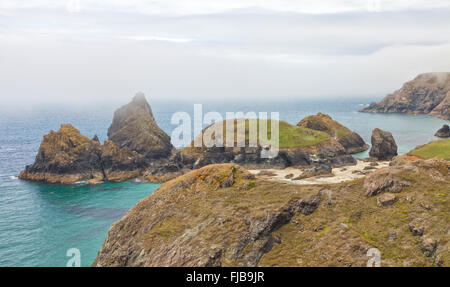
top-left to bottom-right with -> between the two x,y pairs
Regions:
19,124 -> 104,184
369,128 -> 398,160
93,157 -> 450,267
107,92 -> 173,160
435,124 -> 450,138
19,93 -> 174,184
170,115 -> 367,175
297,113 -> 369,154
360,72 -> 450,120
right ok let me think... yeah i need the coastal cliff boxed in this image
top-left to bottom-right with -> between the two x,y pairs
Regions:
108,92 -> 173,160
19,94 -> 173,184
20,99 -> 368,184
174,114 -> 368,172
93,150 -> 449,267
360,72 -> 450,120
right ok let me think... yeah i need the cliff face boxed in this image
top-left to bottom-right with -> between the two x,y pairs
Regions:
297,113 -> 369,154
93,158 -> 449,267
18,124 -> 104,184
19,94 -> 173,184
175,119 -> 354,173
107,93 -> 173,159
360,72 -> 450,120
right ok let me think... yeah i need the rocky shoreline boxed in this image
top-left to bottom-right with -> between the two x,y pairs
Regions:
360,72 -> 450,120
19,95 -> 371,184
93,154 -> 449,267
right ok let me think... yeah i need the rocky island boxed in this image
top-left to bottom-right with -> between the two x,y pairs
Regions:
19,96 -> 370,184
360,72 -> 450,120
19,93 -> 173,184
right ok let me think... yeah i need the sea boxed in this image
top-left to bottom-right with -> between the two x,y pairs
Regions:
0,97 -> 447,266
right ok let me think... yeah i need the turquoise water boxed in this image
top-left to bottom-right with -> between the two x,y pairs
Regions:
0,98 -> 447,266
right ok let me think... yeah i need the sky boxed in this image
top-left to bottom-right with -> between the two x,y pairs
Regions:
1,0 -> 450,106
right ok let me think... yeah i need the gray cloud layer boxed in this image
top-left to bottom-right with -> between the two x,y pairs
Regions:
1,1 -> 450,106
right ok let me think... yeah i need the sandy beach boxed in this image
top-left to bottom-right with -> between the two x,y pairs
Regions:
248,160 -> 390,185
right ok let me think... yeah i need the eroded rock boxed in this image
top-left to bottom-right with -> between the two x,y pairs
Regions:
369,128 -> 398,160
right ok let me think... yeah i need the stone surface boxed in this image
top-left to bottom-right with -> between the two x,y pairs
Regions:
369,128 -> 398,160
297,113 -> 369,154
107,92 -> 173,160
19,94 -> 176,184
360,72 -> 450,120
18,124 -> 104,183
93,158 -> 450,267
435,124 -> 450,138
376,193 -> 398,207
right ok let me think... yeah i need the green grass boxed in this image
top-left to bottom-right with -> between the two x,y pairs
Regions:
278,121 -> 330,148
190,119 -> 331,149
409,139 -> 450,160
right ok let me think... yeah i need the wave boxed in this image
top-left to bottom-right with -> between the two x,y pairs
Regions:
9,176 -> 18,180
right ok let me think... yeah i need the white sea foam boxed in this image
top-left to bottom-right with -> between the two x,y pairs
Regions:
9,176 -> 18,180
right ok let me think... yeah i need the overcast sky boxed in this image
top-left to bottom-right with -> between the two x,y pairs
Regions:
1,0 -> 450,106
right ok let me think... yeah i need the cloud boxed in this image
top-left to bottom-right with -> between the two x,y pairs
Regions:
0,1 -> 449,106
1,0 -> 450,15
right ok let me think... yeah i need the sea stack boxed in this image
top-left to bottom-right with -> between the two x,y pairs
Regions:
360,72 -> 450,120
435,124 -> 450,138
369,128 -> 398,160
107,92 -> 173,160
19,93 -> 174,184
18,124 -> 104,184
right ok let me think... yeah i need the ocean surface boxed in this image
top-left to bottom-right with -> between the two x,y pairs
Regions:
0,98 -> 447,267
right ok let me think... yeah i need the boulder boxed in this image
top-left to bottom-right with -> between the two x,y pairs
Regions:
419,236 -> 438,257
369,128 -> 398,160
434,124 -> 450,138
107,92 -> 173,160
376,193 -> 397,207
363,166 -> 412,196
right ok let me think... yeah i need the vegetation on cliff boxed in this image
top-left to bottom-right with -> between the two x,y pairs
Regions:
107,92 -> 173,159
408,139 -> 450,160
297,113 -> 369,153
94,157 -> 449,267
360,72 -> 450,120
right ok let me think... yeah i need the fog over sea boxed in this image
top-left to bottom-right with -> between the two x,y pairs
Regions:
0,97 -> 447,266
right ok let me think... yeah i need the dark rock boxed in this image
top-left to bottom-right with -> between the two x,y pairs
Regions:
18,124 -> 104,183
369,128 -> 398,160
107,92 -> 173,160
408,222 -> 425,236
435,124 -> 450,138
419,236 -> 437,257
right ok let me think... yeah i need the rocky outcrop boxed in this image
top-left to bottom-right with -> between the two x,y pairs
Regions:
360,72 -> 450,120
19,94 -> 174,184
175,116 -> 363,173
435,124 -> 450,138
369,128 -> 398,160
297,113 -> 369,153
107,92 -> 173,160
100,140 -> 147,182
94,157 -> 450,267
19,124 -> 104,184
376,193 -> 397,207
